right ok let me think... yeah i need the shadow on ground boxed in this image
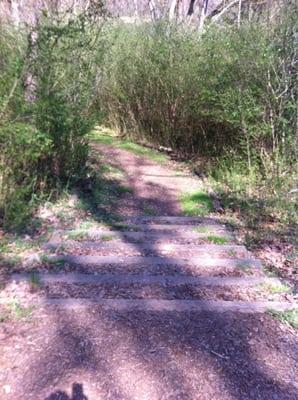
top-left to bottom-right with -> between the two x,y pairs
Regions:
46,383 -> 88,400
1,142 -> 297,400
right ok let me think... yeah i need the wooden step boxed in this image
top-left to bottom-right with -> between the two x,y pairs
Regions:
113,224 -> 228,232
122,216 -> 222,225
46,241 -> 248,256
11,273 -> 275,287
43,255 -> 262,269
60,230 -> 233,242
33,298 -> 298,313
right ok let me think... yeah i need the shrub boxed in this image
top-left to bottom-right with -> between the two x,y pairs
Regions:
101,7 -> 297,183
0,123 -> 51,229
31,4 -> 106,182
0,3 -> 107,229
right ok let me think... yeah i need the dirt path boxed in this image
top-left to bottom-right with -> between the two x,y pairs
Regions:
0,141 -> 297,400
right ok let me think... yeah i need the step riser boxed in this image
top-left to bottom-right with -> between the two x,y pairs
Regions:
45,256 -> 262,269
47,242 -> 247,256
62,231 -> 232,242
23,299 -> 297,313
110,225 -> 228,232
123,217 -> 222,225
11,273 -> 277,287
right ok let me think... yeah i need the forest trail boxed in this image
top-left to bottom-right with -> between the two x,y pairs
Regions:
0,140 -> 297,400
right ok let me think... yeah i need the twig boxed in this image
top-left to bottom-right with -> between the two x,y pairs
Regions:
210,349 -> 230,359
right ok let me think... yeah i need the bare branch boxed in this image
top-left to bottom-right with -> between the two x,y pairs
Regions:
210,0 -> 240,24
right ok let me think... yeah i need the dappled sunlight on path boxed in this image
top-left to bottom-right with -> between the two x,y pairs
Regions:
0,142 -> 297,400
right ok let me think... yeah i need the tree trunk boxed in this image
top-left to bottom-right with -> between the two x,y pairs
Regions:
237,0 -> 242,28
133,0 -> 139,18
198,0 -> 208,31
148,0 -> 158,20
187,0 -> 196,16
169,0 -> 178,20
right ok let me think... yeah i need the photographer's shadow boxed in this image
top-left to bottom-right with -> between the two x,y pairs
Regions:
45,383 -> 88,400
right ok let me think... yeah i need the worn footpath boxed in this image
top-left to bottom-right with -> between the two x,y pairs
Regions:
0,139 -> 297,400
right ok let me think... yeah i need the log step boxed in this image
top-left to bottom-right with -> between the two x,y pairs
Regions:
43,255 -> 262,269
122,216 -> 222,225
11,273 -> 276,287
61,230 -> 232,242
30,298 -> 298,313
46,241 -> 248,256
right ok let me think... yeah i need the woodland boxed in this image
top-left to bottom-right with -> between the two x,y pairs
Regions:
0,0 -> 297,234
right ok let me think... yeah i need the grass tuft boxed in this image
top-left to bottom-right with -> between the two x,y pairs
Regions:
268,309 -> 298,329
9,301 -> 34,320
261,282 -> 292,294
206,235 -> 229,244
180,190 -> 213,216
91,130 -> 167,164
100,234 -> 115,241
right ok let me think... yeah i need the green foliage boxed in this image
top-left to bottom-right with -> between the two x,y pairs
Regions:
98,8 -> 297,229
269,309 -> 298,329
102,15 -> 296,163
261,282 -> 292,295
32,5 -> 106,182
206,236 -> 229,245
0,4 -> 106,230
0,123 -> 51,229
9,300 -> 34,320
92,131 -> 167,163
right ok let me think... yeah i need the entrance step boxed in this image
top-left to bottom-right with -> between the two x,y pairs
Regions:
35,298 -> 298,313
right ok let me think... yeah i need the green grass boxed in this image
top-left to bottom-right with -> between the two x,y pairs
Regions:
0,254 -> 22,267
116,185 -> 133,195
180,190 -> 213,216
193,226 -> 211,233
92,134 -> 115,145
68,230 -> 87,240
9,301 -> 34,320
268,309 -> 298,329
91,131 -> 167,164
41,255 -> 65,266
206,235 -> 229,244
99,163 -> 123,175
261,282 -> 292,294
119,141 -> 167,163
100,234 -> 115,241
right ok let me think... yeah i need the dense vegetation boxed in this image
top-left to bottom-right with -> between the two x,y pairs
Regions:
0,2 -> 297,231
0,3 -> 105,229
101,8 -> 297,225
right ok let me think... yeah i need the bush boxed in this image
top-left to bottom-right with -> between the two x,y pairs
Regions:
101,7 -> 297,185
31,4 -> 106,182
0,3 -> 106,229
0,123 -> 51,229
